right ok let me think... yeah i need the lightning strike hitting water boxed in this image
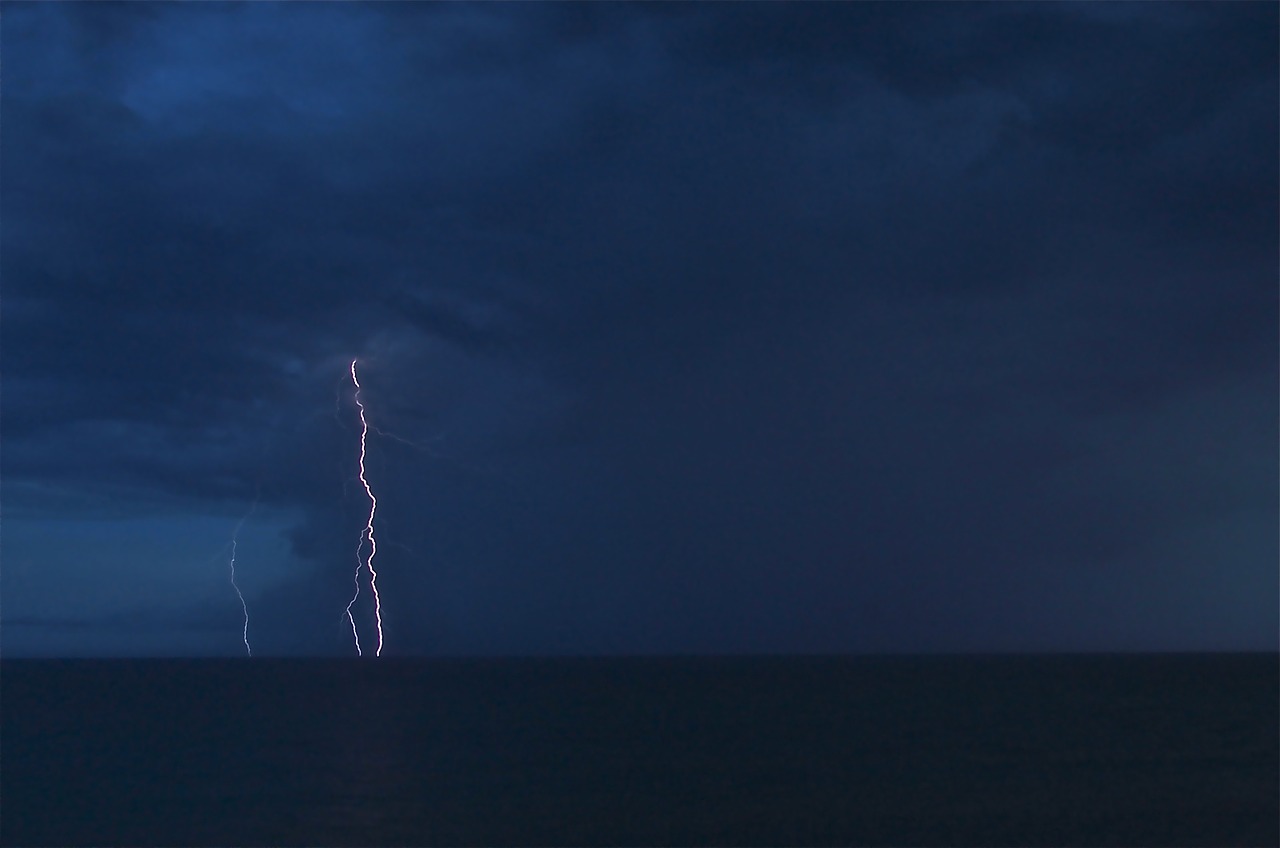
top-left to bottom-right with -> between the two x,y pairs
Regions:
229,538 -> 252,656
228,497 -> 258,656
344,359 -> 384,657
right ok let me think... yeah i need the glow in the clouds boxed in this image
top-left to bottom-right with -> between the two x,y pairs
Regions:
344,359 -> 384,657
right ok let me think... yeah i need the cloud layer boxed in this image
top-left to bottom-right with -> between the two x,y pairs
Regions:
3,3 -> 1276,654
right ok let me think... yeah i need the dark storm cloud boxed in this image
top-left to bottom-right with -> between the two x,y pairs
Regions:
3,606 -> 231,634
2,2 -> 1275,654
673,2 -> 1275,147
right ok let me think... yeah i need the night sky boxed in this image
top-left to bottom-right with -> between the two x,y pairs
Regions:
2,2 -> 1276,657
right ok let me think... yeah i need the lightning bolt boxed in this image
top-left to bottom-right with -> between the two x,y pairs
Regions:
344,359 -> 384,657
228,495 -> 258,657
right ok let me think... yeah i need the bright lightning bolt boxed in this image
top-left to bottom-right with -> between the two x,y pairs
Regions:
344,359 -> 384,657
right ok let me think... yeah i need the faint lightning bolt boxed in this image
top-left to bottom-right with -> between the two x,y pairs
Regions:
344,359 -> 384,657
228,494 -> 259,656
370,424 -> 443,455
370,423 -> 498,478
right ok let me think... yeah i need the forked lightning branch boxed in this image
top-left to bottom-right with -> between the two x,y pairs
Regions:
345,359 -> 385,657
224,359 -> 389,658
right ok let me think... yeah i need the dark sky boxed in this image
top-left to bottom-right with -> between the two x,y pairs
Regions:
2,2 -> 1276,657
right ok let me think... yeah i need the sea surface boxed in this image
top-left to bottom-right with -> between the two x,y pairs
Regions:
2,654 -> 1276,847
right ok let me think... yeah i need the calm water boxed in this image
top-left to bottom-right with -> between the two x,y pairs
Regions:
2,655 -> 1276,846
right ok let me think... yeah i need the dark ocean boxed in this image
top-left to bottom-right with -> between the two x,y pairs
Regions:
2,654 -> 1276,847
